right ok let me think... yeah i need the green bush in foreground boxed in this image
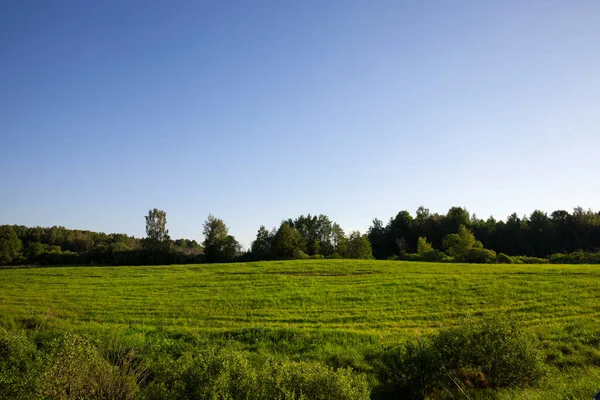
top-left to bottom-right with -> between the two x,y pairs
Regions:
0,327 -> 45,399
377,317 -> 545,399
146,348 -> 370,400
44,333 -> 142,400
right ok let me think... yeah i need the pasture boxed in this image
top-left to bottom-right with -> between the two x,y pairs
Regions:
1,260 -> 600,398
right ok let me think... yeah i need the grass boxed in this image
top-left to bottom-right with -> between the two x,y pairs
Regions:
1,259 -> 600,398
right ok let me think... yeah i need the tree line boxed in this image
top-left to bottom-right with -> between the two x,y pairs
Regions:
368,206 -> 600,263
1,206 -> 599,266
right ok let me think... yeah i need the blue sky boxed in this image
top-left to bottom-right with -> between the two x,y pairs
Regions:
1,1 -> 599,248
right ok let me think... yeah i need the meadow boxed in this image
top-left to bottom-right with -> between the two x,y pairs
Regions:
1,260 -> 600,399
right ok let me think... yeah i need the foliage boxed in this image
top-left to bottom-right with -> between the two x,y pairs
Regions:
262,358 -> 370,400
512,256 -> 549,264
442,225 -> 480,261
368,206 -> 600,260
3,205 -> 600,266
44,333 -> 142,400
421,249 -> 446,262
1,260 -> 600,398
378,317 -> 545,398
0,327 -> 44,399
549,251 -> 600,264
345,231 -> 373,259
497,252 -> 514,264
416,236 -> 433,255
293,214 -> 338,256
251,225 -> 273,260
143,208 -> 170,253
147,347 -> 369,400
0,226 -> 23,266
465,247 -> 497,263
431,316 -> 545,389
202,214 -> 241,263
272,222 -> 307,259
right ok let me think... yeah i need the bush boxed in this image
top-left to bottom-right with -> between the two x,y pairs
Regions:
376,316 -> 545,398
465,248 -> 497,263
422,249 -> 445,262
44,333 -> 142,400
293,249 -> 310,260
262,359 -> 370,400
497,253 -> 514,264
512,256 -> 549,264
549,251 -> 600,264
169,348 -> 258,399
377,339 -> 441,399
431,316 -> 545,388
394,252 -> 422,262
0,327 -> 45,399
148,348 -> 370,400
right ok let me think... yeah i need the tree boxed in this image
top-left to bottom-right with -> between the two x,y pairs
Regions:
272,223 -> 306,259
202,215 -> 240,262
417,237 -> 434,255
222,235 -> 242,261
368,218 -> 391,259
143,208 -> 170,252
345,231 -> 373,259
292,214 -> 335,256
251,225 -> 273,260
0,226 -> 23,265
331,223 -> 347,256
443,225 -> 479,261
443,207 -> 471,235
388,211 -> 415,252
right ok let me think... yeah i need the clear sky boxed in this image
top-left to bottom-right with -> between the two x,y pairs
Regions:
1,1 -> 599,248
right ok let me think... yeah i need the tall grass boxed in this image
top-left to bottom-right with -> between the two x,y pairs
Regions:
1,260 -> 600,398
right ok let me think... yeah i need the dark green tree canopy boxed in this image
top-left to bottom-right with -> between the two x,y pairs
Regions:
345,231 -> 373,259
202,215 -> 240,263
251,225 -> 273,261
0,226 -> 23,265
143,208 -> 170,252
272,222 -> 306,260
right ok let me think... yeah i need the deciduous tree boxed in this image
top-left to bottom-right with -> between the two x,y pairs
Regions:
143,208 -> 170,252
202,215 -> 240,262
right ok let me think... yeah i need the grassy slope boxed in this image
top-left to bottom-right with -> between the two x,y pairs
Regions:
1,260 -> 600,398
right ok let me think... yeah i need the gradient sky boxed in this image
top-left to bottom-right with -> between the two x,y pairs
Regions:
1,1 -> 599,248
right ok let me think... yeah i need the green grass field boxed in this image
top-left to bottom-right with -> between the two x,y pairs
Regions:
1,260 -> 600,398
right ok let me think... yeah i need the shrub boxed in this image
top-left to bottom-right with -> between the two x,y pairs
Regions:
465,248 -> 497,263
549,251 -> 600,264
421,249 -> 445,262
376,339 -> 441,399
512,256 -> 548,264
417,237 -> 434,255
182,348 -> 259,399
377,316 -> 545,398
0,328 -> 45,399
497,253 -> 514,264
149,348 -> 370,400
44,333 -> 142,400
262,359 -> 370,400
395,252 -> 422,262
293,249 -> 310,260
431,316 -> 545,388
